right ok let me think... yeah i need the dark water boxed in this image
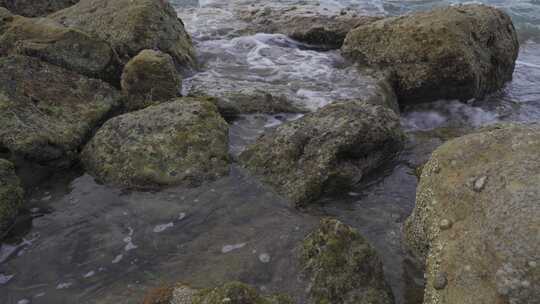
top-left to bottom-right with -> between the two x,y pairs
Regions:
1,1 -> 539,303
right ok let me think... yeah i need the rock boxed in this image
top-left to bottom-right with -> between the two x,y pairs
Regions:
121,49 -> 181,111
144,282 -> 293,304
239,101 -> 404,207
301,218 -> 394,304
81,97 -> 230,189
404,123 -> 540,304
238,6 -> 380,49
0,13 -> 121,84
342,5 -> 519,104
0,55 -> 122,167
50,0 -> 196,70
0,0 -> 78,17
0,159 -> 23,236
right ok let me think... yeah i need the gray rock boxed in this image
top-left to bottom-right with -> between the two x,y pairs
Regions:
301,218 -> 394,304
50,0 -> 196,71
0,158 -> 23,236
82,97 -> 230,189
121,49 -> 181,111
239,100 -> 404,207
405,123 -> 540,304
0,0 -> 78,17
342,5 -> 519,104
0,55 -> 122,167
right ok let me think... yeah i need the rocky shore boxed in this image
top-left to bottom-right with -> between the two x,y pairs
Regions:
0,1 -> 537,304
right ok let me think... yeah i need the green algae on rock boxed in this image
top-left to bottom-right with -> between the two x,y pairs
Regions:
0,55 -> 122,167
239,101 -> 404,207
342,5 -> 519,105
0,0 -> 77,17
404,123 -> 540,304
0,158 -> 23,236
301,218 -> 394,304
0,12 -> 121,85
50,0 -> 196,71
81,97 -> 230,189
121,49 -> 181,111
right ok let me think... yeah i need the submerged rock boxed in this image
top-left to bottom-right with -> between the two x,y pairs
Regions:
342,5 -> 519,104
0,55 -> 122,167
144,282 -> 293,304
404,123 -> 540,304
82,97 -> 230,189
0,0 -> 77,17
0,159 -> 23,236
50,0 -> 196,70
301,218 -> 394,304
0,12 -> 121,84
121,49 -> 181,111
238,6 -> 380,49
239,101 -> 404,207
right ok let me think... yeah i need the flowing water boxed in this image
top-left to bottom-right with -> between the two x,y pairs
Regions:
1,1 -> 539,303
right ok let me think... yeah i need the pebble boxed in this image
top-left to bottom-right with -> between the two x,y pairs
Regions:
258,253 -> 271,263
473,176 -> 487,192
439,219 -> 452,230
433,272 -> 448,290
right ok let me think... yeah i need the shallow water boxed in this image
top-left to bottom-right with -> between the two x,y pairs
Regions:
1,1 -> 540,304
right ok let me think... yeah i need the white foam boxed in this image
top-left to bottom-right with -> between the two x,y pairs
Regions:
221,243 -> 247,253
153,222 -> 174,233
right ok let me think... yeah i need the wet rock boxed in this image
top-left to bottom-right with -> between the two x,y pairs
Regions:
121,49 -> 181,111
82,97 -> 230,189
301,218 -> 394,304
342,5 -> 519,104
144,282 -> 293,304
239,101 -> 404,207
404,123 -> 540,304
50,0 -> 196,70
0,55 -> 122,167
238,6 -> 380,49
0,0 -> 78,17
0,159 -> 23,236
0,12 -> 121,84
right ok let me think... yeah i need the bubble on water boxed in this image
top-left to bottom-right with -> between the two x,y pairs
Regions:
153,222 -> 174,233
123,227 -> 138,251
221,243 -> 247,253
258,253 -> 271,263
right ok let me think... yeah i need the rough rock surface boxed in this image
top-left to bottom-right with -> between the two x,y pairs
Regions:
239,6 -> 380,49
404,123 -> 540,304
50,0 -> 196,70
0,0 -> 78,17
0,55 -> 122,167
82,98 -> 230,189
0,12 -> 121,84
121,49 -> 181,111
0,159 -> 23,236
239,101 -> 404,207
301,218 -> 394,304
143,282 -> 293,304
342,5 -> 519,104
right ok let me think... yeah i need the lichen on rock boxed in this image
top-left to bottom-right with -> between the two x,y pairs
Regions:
0,158 -> 23,236
0,0 -> 78,17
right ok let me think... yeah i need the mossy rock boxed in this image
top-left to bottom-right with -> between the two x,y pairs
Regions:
0,158 -> 23,236
0,0 -> 78,17
342,5 -> 519,104
239,100 -> 404,207
405,123 -> 540,304
0,12 -> 121,84
301,218 -> 394,304
82,97 -> 230,189
0,55 -> 122,167
50,0 -> 196,70
121,49 -> 181,111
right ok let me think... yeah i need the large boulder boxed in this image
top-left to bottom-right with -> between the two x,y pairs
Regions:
342,5 -> 519,104
81,97 -> 230,189
239,101 -> 404,207
0,55 -> 122,167
50,0 -> 196,71
238,6 -> 380,49
301,218 -> 394,304
143,282 -> 293,304
121,49 -> 181,111
0,0 -> 78,17
404,123 -> 540,304
0,12 -> 121,84
0,159 -> 23,236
